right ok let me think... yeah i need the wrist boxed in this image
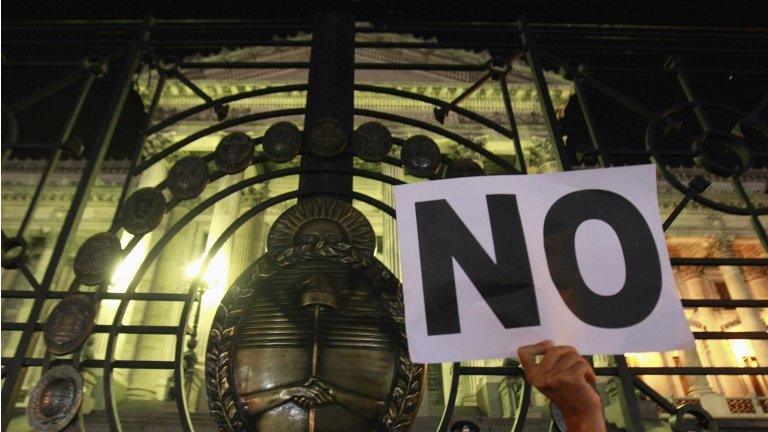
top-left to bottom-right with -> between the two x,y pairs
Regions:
562,405 -> 605,432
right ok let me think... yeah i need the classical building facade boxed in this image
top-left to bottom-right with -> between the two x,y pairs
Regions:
2,33 -> 767,431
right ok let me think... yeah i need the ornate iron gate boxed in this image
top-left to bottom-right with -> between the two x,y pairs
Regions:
2,12 -> 767,432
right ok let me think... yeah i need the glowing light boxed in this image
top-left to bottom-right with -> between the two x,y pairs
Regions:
109,233 -> 148,293
185,252 -> 229,306
731,340 -> 755,361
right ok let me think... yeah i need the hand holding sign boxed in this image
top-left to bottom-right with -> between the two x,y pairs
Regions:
395,165 -> 694,363
518,341 -> 605,432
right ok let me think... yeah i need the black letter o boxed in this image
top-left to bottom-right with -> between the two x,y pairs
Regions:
543,190 -> 662,328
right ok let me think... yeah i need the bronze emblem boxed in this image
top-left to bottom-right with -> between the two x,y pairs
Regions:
120,187 -> 166,236
352,122 -> 392,162
263,121 -> 302,163
445,158 -> 484,178
168,155 -> 210,200
43,293 -> 96,355
307,117 -> 347,158
27,365 -> 83,432
215,132 -> 255,174
73,232 -> 122,286
401,135 -> 442,178
206,198 -> 424,432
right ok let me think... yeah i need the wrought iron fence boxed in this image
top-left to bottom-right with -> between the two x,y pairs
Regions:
1,14 -> 767,432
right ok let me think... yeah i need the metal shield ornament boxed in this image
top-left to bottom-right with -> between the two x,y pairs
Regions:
215,132 -> 254,174
263,121 -> 302,163
168,155 -> 210,200
307,117 -> 347,158
43,293 -> 96,355
444,158 -> 484,178
120,187 -> 166,236
352,122 -> 392,162
401,135 -> 442,178
27,365 -> 83,432
206,198 -> 424,432
73,232 -> 122,286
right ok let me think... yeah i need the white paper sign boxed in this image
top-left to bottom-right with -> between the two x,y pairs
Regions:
395,165 -> 694,363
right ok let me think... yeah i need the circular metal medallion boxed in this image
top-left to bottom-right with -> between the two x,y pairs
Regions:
27,365 -> 83,432
120,187 -> 166,236
215,132 -> 254,174
445,158 -> 484,178
43,293 -> 96,355
73,232 -> 122,286
263,121 -> 302,163
401,135 -> 442,178
352,121 -> 392,162
167,155 -> 209,200
307,117 -> 347,158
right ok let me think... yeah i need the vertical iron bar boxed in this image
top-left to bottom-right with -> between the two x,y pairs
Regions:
16,73 -> 97,238
614,355 -> 646,432
436,362 -> 461,432
298,11 -> 356,200
573,75 -> 611,166
0,19 -> 152,432
499,76 -> 527,173
519,17 -> 571,171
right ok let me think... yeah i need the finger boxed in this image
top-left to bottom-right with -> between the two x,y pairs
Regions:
541,350 -> 581,376
583,362 -> 597,387
561,360 -> 597,389
537,346 -> 579,375
517,340 -> 554,372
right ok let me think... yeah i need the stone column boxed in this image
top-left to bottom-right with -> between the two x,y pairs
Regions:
119,160 -> 176,403
381,164 -> 404,279
227,178 -> 267,285
123,202 -> 192,402
195,173 -> 244,363
709,237 -> 768,367
742,267 -> 768,302
675,266 -> 731,416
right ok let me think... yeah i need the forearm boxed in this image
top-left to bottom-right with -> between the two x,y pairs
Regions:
332,388 -> 385,421
564,408 -> 606,432
239,386 -> 292,416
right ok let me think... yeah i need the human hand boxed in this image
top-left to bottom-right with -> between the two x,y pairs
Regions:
518,341 -> 605,432
289,379 -> 335,409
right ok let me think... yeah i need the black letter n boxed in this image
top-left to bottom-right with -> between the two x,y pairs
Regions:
415,195 -> 539,336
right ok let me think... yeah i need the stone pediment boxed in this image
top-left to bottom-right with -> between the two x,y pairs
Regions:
180,30 -> 568,86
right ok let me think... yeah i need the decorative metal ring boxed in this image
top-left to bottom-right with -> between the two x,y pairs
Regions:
401,135 -> 442,178
27,365 -> 83,432
167,155 -> 210,200
691,130 -> 752,177
645,101 -> 768,216
1,236 -> 28,270
120,187 -> 166,236
43,293 -> 97,355
445,158 -> 484,178
352,121 -> 392,162
215,132 -> 254,174
669,404 -> 718,432
73,232 -> 122,286
307,117 -> 348,158
263,121 -> 302,163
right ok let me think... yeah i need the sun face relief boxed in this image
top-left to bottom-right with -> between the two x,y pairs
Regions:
205,198 -> 423,432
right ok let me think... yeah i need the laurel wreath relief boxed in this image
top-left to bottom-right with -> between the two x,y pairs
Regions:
205,242 -> 425,432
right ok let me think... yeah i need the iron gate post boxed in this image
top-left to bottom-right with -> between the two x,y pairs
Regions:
299,11 -> 356,200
